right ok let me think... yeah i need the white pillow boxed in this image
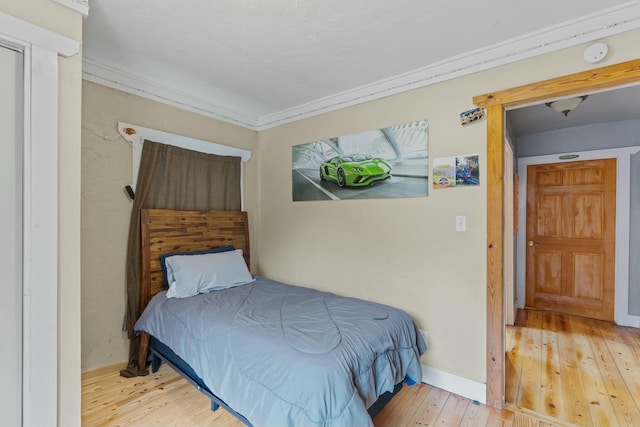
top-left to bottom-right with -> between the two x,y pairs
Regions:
165,249 -> 255,298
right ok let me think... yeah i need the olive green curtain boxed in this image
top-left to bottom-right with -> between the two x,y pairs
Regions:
121,140 -> 241,377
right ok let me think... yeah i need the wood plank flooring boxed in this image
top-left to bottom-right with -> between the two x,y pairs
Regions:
83,364 -> 559,427
506,309 -> 640,427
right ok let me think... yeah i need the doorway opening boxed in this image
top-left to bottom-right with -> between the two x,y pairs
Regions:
505,145 -> 640,424
473,58 -> 640,410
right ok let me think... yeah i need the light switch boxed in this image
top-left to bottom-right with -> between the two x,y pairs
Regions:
455,215 -> 466,232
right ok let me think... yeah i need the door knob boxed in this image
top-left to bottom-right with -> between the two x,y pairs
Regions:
528,240 -> 535,247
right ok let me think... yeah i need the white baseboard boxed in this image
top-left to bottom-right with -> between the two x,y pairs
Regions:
421,364 -> 486,404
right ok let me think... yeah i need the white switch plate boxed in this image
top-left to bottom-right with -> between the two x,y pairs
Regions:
455,215 -> 466,231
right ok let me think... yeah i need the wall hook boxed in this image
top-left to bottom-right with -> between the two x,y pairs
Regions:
124,185 -> 135,200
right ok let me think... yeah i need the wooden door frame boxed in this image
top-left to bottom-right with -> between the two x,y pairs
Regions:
473,58 -> 640,409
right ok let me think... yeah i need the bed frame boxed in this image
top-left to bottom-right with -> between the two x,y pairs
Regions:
137,208 -> 252,423
136,208 -> 401,425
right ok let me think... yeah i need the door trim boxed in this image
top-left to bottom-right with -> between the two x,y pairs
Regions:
474,58 -> 640,409
517,147 -> 640,326
0,43 -> 23,427
0,11 -> 79,427
504,141 -> 516,326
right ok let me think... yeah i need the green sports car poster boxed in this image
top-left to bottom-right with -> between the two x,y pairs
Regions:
292,119 -> 429,201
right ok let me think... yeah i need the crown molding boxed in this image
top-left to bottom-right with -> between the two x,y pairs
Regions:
82,59 -> 259,129
51,0 -> 89,17
82,1 -> 640,131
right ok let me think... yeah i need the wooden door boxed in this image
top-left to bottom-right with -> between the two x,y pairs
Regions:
525,159 -> 616,321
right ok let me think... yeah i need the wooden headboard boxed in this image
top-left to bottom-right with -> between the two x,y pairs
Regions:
140,209 -> 250,312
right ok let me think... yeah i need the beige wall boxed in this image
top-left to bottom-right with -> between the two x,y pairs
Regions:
81,81 -> 259,369
0,0 -> 83,425
256,29 -> 640,384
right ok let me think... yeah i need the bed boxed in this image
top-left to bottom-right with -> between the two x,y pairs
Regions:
134,209 -> 426,427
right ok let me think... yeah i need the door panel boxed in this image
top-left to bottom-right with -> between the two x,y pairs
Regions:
573,194 -> 604,238
536,194 -> 563,236
573,252 -> 603,299
534,250 -> 562,294
525,159 -> 616,321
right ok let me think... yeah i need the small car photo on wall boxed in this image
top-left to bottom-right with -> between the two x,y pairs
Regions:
292,119 -> 429,201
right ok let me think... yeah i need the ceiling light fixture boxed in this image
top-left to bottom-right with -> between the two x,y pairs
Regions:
545,95 -> 588,117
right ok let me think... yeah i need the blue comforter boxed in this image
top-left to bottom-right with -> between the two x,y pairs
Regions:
135,277 -> 426,427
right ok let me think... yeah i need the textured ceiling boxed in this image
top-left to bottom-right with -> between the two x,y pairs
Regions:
82,0 -> 640,129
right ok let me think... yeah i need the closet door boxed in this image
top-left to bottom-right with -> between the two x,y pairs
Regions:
0,44 -> 23,427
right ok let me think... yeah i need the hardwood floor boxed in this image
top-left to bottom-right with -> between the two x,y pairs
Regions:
506,309 -> 640,427
83,364 -> 559,427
